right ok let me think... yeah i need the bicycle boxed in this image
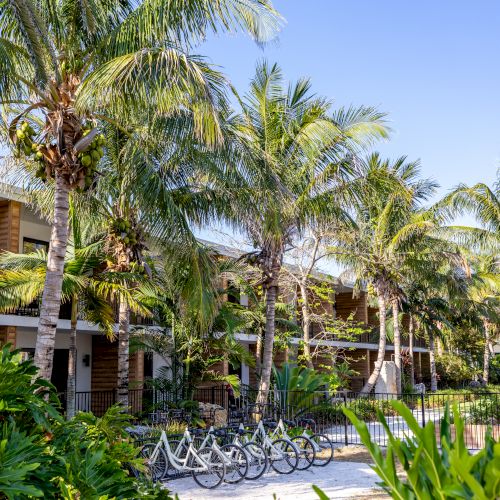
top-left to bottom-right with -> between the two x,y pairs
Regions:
227,425 -> 268,480
239,421 -> 299,474
140,430 -> 226,489
296,417 -> 335,466
193,426 -> 249,484
269,418 -> 315,470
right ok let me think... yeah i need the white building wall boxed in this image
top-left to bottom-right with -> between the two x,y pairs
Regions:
18,206 -> 51,251
15,328 -> 93,392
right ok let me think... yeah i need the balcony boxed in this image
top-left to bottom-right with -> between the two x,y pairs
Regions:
11,300 -> 154,326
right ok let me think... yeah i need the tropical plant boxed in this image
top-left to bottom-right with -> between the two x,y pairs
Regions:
229,61 -> 388,403
272,362 -> 329,413
0,345 -> 170,498
344,401 -> 500,500
0,232 -> 118,418
329,153 -> 438,393
0,0 -> 282,382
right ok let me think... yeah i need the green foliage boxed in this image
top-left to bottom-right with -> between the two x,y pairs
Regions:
489,355 -> 500,385
272,362 -> 329,412
436,353 -> 477,388
0,346 -> 170,499
344,401 -> 500,500
468,397 -> 500,425
310,398 -> 398,423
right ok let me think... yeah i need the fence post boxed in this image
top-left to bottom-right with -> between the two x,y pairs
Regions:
211,386 -> 215,405
343,391 -> 348,446
420,392 -> 426,427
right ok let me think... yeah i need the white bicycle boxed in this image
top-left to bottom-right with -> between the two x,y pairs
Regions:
141,429 -> 226,488
228,426 -> 268,480
192,426 -> 249,484
239,421 -> 299,474
268,418 -> 315,470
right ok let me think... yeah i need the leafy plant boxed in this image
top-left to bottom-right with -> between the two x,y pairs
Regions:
0,346 -> 172,499
272,362 -> 329,413
344,400 -> 500,499
468,397 -> 500,425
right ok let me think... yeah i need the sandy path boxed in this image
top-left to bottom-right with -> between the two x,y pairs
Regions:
165,460 -> 384,500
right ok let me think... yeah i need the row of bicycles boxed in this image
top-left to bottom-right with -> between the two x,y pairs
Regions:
139,417 -> 334,489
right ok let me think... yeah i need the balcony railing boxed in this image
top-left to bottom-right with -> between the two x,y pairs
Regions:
10,300 -> 154,326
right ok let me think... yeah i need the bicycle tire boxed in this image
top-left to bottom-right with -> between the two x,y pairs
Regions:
269,438 -> 298,474
190,447 -> 226,489
140,443 -> 167,482
290,435 -> 315,470
220,443 -> 248,484
242,442 -> 268,480
310,433 -> 334,466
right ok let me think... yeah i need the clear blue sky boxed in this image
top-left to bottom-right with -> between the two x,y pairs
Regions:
198,0 -> 499,201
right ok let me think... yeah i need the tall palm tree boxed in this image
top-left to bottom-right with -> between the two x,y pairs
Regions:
226,62 -> 388,403
0,0 -> 282,380
329,154 -> 438,394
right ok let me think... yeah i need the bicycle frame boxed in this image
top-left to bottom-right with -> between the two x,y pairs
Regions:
151,430 -> 211,472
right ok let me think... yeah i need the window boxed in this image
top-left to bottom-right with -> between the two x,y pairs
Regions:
23,237 -> 49,253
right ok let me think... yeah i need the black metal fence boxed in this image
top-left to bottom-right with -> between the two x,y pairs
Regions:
59,387 -> 499,449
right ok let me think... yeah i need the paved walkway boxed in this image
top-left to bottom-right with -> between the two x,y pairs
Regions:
165,461 -> 382,499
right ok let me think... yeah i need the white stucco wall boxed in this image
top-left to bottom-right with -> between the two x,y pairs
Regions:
16,328 -> 93,391
18,206 -> 51,251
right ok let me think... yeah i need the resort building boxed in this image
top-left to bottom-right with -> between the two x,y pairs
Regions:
0,184 -> 431,403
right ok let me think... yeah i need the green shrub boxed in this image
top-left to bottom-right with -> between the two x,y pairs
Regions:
344,401 -> 500,499
468,397 -> 500,425
0,345 -> 171,499
435,352 -> 477,388
309,397 -> 399,423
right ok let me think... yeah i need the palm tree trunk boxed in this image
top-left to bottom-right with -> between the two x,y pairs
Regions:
483,321 -> 491,384
428,332 -> 438,391
117,296 -> 130,406
299,282 -> 313,369
255,330 -> 263,379
34,172 -> 70,379
408,315 -> 415,387
257,284 -> 277,404
392,299 -> 401,394
361,291 -> 387,394
66,295 -> 78,419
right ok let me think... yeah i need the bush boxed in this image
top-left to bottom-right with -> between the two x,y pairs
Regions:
309,397 -> 399,423
0,345 -> 171,499
435,353 -> 476,388
468,397 -> 500,425
344,401 -> 500,499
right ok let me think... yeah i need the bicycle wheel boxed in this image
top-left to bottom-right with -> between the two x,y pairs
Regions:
242,442 -> 268,480
310,433 -> 334,466
140,443 -> 167,482
191,447 -> 226,489
164,440 -> 188,479
220,444 -> 248,484
269,439 -> 298,474
290,435 -> 315,470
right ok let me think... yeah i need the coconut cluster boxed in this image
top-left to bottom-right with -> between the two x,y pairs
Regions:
76,125 -> 105,192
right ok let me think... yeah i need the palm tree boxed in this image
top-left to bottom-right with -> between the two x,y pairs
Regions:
227,62 -> 388,403
329,154 -> 438,394
0,0 -> 282,381
0,237 -> 116,417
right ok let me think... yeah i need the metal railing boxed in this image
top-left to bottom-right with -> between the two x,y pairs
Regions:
59,387 -> 499,450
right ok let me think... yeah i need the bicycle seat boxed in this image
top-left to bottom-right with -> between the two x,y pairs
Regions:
237,428 -> 247,435
214,429 -> 227,438
191,428 -> 205,436
283,419 -> 295,427
298,418 -> 315,426
263,420 -> 277,429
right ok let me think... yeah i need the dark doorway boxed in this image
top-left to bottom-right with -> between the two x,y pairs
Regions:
51,349 -> 69,393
